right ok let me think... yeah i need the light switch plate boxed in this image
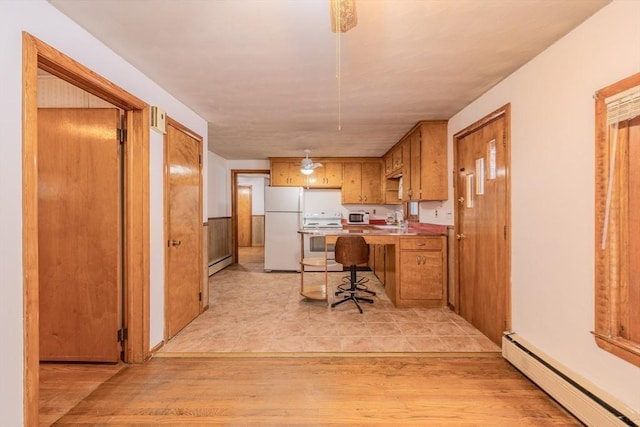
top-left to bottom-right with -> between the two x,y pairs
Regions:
150,106 -> 166,134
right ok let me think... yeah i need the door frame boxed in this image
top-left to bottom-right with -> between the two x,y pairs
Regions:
163,117 -> 203,340
452,103 -> 512,329
22,33 -> 150,425
231,170 -> 270,263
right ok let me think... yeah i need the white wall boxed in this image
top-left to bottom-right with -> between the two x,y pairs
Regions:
0,1 -> 208,423
237,176 -> 267,215
447,0 -> 640,410
207,151 -> 230,217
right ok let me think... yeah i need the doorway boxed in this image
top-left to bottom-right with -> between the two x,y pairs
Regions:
231,170 -> 270,265
453,104 -> 511,346
23,33 -> 150,425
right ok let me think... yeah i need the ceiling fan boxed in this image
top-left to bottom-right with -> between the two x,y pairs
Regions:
300,149 -> 323,175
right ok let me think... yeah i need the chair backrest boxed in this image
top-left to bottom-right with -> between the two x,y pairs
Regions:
335,236 -> 369,266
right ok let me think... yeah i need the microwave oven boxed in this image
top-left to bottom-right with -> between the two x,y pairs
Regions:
347,211 -> 370,224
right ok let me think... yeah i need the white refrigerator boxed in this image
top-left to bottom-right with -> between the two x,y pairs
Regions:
264,186 -> 304,272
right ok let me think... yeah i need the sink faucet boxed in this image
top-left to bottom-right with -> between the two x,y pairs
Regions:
395,210 -> 404,224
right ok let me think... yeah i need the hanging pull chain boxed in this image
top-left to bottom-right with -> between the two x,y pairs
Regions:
335,2 -> 342,131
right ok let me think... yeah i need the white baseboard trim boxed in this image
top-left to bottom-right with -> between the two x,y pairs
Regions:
502,333 -> 639,426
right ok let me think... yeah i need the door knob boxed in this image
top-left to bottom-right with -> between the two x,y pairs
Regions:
456,234 -> 466,240
458,197 -> 465,203
170,239 -> 181,246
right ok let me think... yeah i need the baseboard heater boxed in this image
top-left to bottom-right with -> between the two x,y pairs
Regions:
503,333 -> 639,426
208,255 -> 232,276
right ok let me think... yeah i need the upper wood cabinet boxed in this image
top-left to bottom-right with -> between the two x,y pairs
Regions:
270,161 -> 306,186
384,144 -> 403,177
271,159 -> 343,188
385,120 -> 448,202
419,121 -> 448,201
342,161 -> 383,204
305,161 -> 343,188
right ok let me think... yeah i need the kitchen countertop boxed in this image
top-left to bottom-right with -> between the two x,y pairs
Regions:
299,223 -> 447,236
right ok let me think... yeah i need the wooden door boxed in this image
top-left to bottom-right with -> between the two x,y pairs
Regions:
165,121 -> 202,339
361,162 -> 382,204
455,110 -> 510,346
38,108 -> 122,362
237,185 -> 252,247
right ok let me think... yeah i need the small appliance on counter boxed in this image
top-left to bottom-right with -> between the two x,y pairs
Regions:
346,211 -> 370,225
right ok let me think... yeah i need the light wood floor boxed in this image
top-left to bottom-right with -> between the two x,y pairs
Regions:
39,362 -> 124,426
50,356 -> 580,425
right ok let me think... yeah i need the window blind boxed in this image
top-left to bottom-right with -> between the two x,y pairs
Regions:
601,85 -> 640,249
606,86 -> 640,125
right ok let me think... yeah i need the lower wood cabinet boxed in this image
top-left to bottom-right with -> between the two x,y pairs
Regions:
395,236 -> 446,307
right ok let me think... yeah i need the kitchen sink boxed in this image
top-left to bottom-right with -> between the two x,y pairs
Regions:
373,225 -> 402,230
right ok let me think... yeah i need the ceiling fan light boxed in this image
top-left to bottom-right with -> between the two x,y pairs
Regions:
300,168 -> 314,175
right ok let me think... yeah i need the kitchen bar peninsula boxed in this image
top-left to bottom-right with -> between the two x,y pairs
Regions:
298,224 -> 447,308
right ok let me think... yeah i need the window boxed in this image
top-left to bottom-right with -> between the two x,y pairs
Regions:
594,72 -> 640,367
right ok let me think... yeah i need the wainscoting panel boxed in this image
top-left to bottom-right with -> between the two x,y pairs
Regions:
208,217 -> 232,275
251,215 -> 265,246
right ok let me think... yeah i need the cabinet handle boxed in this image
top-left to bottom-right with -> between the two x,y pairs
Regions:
416,243 -> 426,246
363,195 -> 367,202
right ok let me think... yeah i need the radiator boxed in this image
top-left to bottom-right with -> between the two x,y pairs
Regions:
208,255 -> 232,276
502,333 -> 639,427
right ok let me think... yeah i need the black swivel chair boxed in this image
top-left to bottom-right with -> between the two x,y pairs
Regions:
330,236 -> 374,314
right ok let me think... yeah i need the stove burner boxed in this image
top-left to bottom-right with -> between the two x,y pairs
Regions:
303,211 -> 343,230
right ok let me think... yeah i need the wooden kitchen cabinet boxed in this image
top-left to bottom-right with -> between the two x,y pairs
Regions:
384,178 -> 402,204
408,131 -> 422,201
270,161 -> 306,186
419,121 -> 448,201
385,121 -> 448,202
397,236 -> 446,307
384,144 -> 403,177
305,161 -> 343,188
342,161 -> 382,204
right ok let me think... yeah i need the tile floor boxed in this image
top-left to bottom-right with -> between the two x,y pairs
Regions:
159,247 -> 500,354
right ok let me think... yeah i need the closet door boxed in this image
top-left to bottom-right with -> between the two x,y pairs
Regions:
38,108 -> 122,362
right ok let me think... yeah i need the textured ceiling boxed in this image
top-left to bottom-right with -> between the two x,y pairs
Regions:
49,0 -> 609,160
